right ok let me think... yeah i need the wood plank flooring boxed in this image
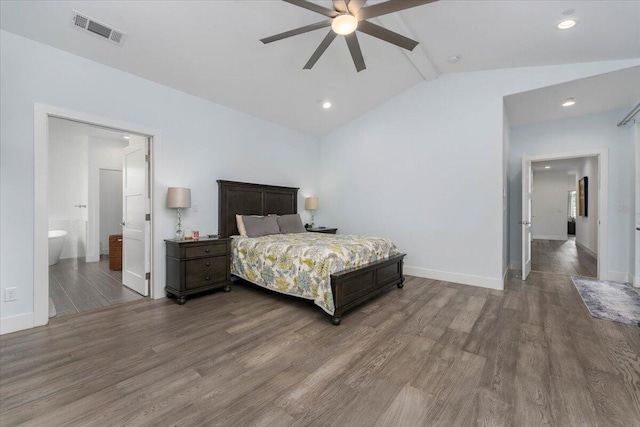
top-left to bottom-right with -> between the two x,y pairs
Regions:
2,272 -> 639,426
49,256 -> 143,317
532,238 -> 597,278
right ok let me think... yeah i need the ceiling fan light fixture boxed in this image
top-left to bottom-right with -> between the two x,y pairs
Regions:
331,14 -> 358,35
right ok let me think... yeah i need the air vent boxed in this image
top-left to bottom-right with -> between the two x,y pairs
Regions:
71,11 -> 127,46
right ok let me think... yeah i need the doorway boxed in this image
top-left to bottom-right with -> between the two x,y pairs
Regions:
47,117 -> 149,317
521,150 -> 608,281
32,105 -> 159,328
528,158 -> 598,278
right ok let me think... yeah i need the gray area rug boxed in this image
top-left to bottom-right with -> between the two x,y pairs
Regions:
571,277 -> 640,326
49,297 -> 57,318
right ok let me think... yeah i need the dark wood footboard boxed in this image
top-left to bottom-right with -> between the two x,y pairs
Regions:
329,253 -> 406,325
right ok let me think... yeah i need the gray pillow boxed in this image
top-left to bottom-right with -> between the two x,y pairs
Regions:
242,215 -> 280,237
277,214 -> 306,234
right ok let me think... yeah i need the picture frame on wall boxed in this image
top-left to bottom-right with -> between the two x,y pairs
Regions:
578,176 -> 588,217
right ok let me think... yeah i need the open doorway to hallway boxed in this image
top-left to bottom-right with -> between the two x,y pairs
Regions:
530,157 -> 598,278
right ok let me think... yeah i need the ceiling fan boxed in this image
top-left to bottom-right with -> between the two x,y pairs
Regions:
260,0 -> 438,72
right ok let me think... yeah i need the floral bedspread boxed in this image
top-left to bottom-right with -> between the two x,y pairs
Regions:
231,233 -> 400,315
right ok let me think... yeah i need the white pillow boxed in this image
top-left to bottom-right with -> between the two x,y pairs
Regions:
236,214 -> 247,237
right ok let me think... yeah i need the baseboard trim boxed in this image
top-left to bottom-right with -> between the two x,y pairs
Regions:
0,312 -> 34,335
533,235 -> 568,241
605,271 -> 632,283
634,276 -> 640,288
503,267 -> 509,288
575,240 -> 597,258
404,266 -> 504,290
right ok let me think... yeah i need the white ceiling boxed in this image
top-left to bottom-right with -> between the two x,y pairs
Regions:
532,158 -> 584,173
505,66 -> 640,127
2,1 -> 640,135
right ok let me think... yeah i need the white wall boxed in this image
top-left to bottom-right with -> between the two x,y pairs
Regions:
531,170 -> 569,240
87,136 -> 128,262
0,31 -> 319,331
503,107 -> 511,277
317,60 -> 639,290
634,121 -> 640,286
575,157 -> 599,255
48,119 -> 89,259
568,173 -> 577,193
100,169 -> 123,255
510,109 -> 635,280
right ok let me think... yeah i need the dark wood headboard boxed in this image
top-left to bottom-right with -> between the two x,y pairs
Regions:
217,180 -> 299,237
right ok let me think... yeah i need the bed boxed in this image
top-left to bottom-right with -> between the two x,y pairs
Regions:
218,180 -> 406,325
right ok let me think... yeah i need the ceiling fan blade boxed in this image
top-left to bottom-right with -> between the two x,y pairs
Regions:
304,30 -> 338,69
260,19 -> 332,44
357,0 -> 437,20
283,0 -> 339,18
347,0 -> 368,15
345,32 -> 366,72
332,0 -> 349,13
356,20 -> 418,51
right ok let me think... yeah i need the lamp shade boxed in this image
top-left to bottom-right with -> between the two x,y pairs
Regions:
167,187 -> 191,208
305,197 -> 319,210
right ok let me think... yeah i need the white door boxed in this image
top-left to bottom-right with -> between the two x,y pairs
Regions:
521,158 -> 533,280
122,135 -> 149,296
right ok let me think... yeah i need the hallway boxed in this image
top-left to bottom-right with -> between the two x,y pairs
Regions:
531,238 -> 597,278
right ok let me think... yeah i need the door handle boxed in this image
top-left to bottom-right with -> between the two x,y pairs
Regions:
205,262 -> 211,267
519,221 -> 531,225
121,222 -> 126,226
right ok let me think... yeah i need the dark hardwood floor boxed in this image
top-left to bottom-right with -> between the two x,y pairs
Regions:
49,256 -> 143,317
532,238 -> 598,278
2,272 -> 638,426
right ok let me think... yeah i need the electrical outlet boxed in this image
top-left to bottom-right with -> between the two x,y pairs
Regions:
5,287 -> 17,302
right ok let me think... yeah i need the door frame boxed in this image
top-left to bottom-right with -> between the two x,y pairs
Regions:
34,104 -> 161,328
522,149 -> 608,280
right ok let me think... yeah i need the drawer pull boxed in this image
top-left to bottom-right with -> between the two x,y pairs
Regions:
205,262 -> 211,267
205,276 -> 211,281
205,249 -> 210,254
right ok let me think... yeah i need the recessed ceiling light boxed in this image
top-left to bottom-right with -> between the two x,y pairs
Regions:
322,102 -> 332,109
557,19 -> 577,30
545,166 -> 551,169
124,135 -> 130,140
447,55 -> 462,64
562,98 -> 576,107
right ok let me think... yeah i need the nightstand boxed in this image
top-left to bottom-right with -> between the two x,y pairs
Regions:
165,237 -> 232,304
306,227 -> 338,234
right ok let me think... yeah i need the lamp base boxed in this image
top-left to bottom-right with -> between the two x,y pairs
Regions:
175,208 -> 184,240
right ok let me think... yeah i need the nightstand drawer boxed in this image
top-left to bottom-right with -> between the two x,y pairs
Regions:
185,255 -> 227,275
185,268 -> 228,290
185,243 -> 227,258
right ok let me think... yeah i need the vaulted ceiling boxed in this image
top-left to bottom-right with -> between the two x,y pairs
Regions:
2,1 -> 639,135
